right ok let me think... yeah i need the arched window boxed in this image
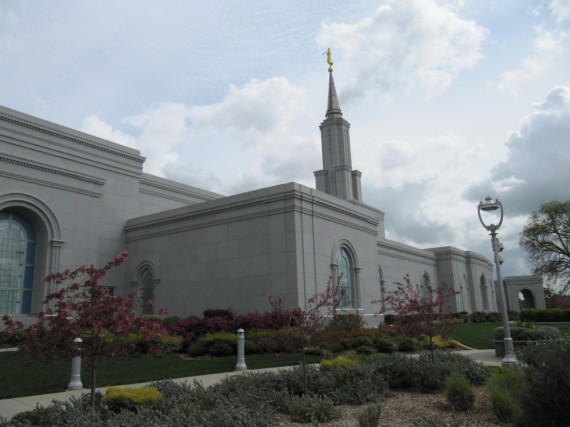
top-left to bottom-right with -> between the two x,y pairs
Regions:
0,212 -> 36,314
139,267 -> 155,315
480,275 -> 489,311
421,273 -> 431,301
336,247 -> 355,308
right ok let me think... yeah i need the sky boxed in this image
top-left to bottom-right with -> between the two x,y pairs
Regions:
1,0 -> 569,279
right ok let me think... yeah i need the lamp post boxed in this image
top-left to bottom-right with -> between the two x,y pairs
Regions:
478,195 -> 518,367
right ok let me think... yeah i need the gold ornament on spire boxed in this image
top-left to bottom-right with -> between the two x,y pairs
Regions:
325,48 -> 333,72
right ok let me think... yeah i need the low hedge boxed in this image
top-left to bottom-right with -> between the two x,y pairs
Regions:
493,326 -> 561,341
521,308 -> 570,322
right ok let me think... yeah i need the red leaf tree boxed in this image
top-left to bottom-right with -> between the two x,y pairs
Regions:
375,274 -> 458,361
2,251 -> 168,406
270,274 -> 347,393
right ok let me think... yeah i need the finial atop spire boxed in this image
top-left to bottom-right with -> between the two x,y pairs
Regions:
325,48 -> 333,72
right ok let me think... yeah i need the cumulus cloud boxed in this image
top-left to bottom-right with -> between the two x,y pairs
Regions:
80,77 -> 317,195
497,27 -> 567,96
497,0 -> 569,96
317,0 -> 487,102
355,128 -> 490,248
549,0 -> 570,25
465,85 -> 570,215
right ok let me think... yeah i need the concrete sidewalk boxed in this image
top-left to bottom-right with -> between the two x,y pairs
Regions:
0,350 -> 501,421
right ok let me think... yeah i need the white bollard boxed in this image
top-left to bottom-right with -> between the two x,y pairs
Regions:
235,328 -> 247,371
67,337 -> 83,390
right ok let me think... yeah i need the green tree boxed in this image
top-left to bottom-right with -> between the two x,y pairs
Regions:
520,201 -> 570,294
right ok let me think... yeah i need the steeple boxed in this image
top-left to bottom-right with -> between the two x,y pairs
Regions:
314,49 -> 363,202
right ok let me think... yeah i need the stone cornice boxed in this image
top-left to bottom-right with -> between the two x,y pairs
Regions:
0,154 -> 106,185
125,184 -> 380,239
0,170 -> 103,198
0,113 -> 143,163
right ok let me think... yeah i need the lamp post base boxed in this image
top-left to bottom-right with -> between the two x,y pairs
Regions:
501,337 -> 519,368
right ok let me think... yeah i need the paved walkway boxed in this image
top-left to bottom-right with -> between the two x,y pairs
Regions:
0,349 -> 500,421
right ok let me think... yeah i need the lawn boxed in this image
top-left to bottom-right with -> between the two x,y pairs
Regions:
0,352 -> 321,400
449,322 -> 501,349
450,321 -> 570,349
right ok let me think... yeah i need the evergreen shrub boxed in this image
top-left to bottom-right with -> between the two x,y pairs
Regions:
278,394 -> 339,423
444,374 -> 475,411
486,368 -> 524,424
375,336 -> 396,353
518,339 -> 570,426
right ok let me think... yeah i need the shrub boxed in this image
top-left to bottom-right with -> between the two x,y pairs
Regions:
518,339 -> 570,426
486,368 -> 524,424
361,354 -> 418,390
207,341 -> 234,357
493,326 -> 560,341
444,374 -> 475,411
520,307 -> 570,322
320,356 -> 359,371
423,351 -> 489,386
358,404 -> 382,427
353,335 -> 375,348
187,341 -> 207,357
293,397 -> 328,421
415,358 -> 448,392
356,345 -> 375,355
203,308 -> 234,319
197,331 -> 237,356
384,313 -> 396,325
375,337 -> 396,353
396,336 -> 419,352
102,386 -> 161,413
278,394 -> 339,423
490,389 -> 521,424
247,329 -> 286,353
327,313 -> 365,331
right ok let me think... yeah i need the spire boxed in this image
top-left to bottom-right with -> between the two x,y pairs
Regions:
326,72 -> 342,118
314,48 -> 363,202
325,48 -> 342,118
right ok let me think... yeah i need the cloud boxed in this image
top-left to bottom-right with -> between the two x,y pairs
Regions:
464,85 -> 570,215
80,77 -> 318,195
549,0 -> 570,25
355,129 -> 489,247
497,27 -> 567,96
317,0 -> 487,102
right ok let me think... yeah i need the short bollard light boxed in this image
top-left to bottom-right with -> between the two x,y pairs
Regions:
235,328 -> 247,371
67,337 -> 83,390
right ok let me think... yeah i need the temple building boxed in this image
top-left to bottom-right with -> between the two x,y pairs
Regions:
0,60 -> 544,325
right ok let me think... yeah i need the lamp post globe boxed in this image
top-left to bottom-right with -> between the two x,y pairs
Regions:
478,195 -> 518,367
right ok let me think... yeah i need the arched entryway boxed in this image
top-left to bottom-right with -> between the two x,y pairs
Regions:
519,289 -> 536,309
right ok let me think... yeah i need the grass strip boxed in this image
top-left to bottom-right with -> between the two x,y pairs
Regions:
0,352 -> 319,399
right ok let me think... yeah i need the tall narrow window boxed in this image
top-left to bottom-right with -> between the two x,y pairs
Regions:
480,275 -> 489,311
0,212 -> 35,314
336,248 -> 355,308
139,267 -> 154,315
421,273 -> 431,301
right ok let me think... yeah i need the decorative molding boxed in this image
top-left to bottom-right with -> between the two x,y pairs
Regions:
0,114 -> 143,163
126,188 -> 379,239
0,154 -> 106,185
0,170 -> 103,198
